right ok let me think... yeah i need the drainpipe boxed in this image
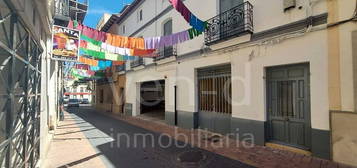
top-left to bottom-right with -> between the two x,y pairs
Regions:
174,85 -> 177,126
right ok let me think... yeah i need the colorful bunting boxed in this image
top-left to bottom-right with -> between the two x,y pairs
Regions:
169,0 -> 206,32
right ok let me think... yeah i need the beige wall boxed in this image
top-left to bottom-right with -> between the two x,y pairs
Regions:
353,31 -> 357,112
328,0 -> 357,166
96,74 -> 126,115
331,112 -> 357,166
96,84 -> 114,113
327,0 -> 357,112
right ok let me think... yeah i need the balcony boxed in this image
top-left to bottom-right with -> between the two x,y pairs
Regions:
131,58 -> 144,68
69,0 -> 88,23
154,46 -> 177,61
204,2 -> 253,45
54,0 -> 70,20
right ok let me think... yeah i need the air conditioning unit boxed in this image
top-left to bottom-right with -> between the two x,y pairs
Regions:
284,0 -> 296,11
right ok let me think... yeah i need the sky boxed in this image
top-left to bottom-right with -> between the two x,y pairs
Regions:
84,0 -> 134,28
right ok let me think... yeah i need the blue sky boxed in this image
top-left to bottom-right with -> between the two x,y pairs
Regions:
84,0 -> 134,28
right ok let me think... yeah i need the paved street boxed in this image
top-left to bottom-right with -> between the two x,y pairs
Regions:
44,107 -> 254,168
44,106 -> 352,168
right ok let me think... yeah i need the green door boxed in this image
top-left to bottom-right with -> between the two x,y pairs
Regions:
266,64 -> 311,150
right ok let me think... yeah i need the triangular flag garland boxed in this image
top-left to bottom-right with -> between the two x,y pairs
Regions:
67,0 -> 207,80
169,0 -> 206,32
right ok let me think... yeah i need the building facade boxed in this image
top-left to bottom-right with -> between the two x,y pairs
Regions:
95,70 -> 126,115
0,0 -> 58,167
0,0 -> 88,167
54,0 -> 88,26
64,80 -> 93,102
97,0 -> 357,165
94,11 -> 130,115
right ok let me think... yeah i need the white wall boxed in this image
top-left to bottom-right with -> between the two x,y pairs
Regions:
113,0 -> 332,131
125,63 -> 176,116
230,30 -> 329,130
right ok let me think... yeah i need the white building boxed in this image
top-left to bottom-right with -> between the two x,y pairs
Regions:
64,80 -> 93,102
99,0 -> 357,165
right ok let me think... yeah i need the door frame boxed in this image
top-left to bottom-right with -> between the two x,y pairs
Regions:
265,63 -> 312,150
197,64 -> 232,134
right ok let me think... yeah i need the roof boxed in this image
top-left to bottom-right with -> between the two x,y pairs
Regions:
115,0 -> 144,25
99,3 -> 136,32
100,14 -> 120,32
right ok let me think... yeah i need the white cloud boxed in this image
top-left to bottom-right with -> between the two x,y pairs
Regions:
87,8 -> 113,15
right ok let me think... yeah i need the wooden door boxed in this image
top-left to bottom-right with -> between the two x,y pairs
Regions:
266,64 -> 311,149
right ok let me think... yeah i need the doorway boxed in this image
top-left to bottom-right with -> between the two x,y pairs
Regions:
266,63 -> 311,150
198,64 -> 232,134
139,80 -> 165,121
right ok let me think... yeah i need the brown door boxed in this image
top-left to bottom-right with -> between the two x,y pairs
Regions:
198,64 -> 232,134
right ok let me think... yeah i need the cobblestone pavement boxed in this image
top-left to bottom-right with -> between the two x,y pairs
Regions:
78,107 -> 355,168
44,107 -> 254,168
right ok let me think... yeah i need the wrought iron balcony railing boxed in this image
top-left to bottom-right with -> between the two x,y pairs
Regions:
70,0 -> 88,5
204,2 -> 253,45
54,0 -> 70,18
131,58 -> 144,68
154,46 -> 177,61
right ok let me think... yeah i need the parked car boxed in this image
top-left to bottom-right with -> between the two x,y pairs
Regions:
81,98 -> 89,104
63,96 -> 69,104
68,99 -> 80,107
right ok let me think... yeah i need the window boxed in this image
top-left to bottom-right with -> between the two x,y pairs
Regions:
80,87 -> 84,93
138,9 -> 143,22
220,0 -> 243,13
160,19 -> 173,58
32,8 -> 36,25
163,19 -> 172,36
100,89 -> 104,103
122,25 -> 126,34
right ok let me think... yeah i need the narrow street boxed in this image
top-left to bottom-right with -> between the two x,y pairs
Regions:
44,107 -> 254,168
1,0 -> 357,167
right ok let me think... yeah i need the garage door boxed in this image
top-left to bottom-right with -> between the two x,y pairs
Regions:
198,64 -> 232,134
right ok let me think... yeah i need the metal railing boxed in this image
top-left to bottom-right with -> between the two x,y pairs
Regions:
204,1 -> 253,45
54,0 -> 70,17
131,58 -> 144,68
0,1 -> 43,167
154,45 -> 177,61
70,0 -> 88,5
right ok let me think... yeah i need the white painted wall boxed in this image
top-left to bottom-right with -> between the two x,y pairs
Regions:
125,63 -> 176,116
